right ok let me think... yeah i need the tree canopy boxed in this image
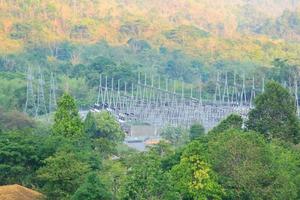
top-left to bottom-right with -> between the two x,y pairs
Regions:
72,172 -> 112,200
53,93 -> 83,138
189,123 -> 205,140
210,114 -> 243,134
37,150 -> 91,200
93,111 -> 125,142
247,81 -> 300,144
1,81 -> 300,200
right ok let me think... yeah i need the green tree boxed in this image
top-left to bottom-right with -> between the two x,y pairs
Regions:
121,151 -> 176,199
178,128 -> 300,200
170,155 -> 224,200
161,147 -> 184,171
84,112 -> 97,137
210,114 -> 243,134
149,141 -> 174,157
91,137 -> 118,157
100,160 -> 126,199
72,172 -> 112,200
53,93 -> 83,138
207,129 -> 299,200
267,141 -> 300,200
37,150 -> 91,200
189,123 -> 205,140
0,131 -> 42,186
0,130 -> 80,188
208,130 -> 271,199
269,58 -> 296,83
93,111 -> 125,142
160,126 -> 188,146
87,111 -> 125,157
247,81 -> 300,144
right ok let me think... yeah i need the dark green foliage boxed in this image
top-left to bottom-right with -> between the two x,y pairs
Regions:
91,137 -> 118,157
72,172 -> 112,200
208,130 -> 272,199
93,111 -> 125,142
53,93 -> 84,138
84,112 -> 97,137
88,56 -> 116,73
189,123 -> 205,140
56,42 -> 73,61
149,141 -> 174,157
210,114 -> 243,134
1,103 -> 300,200
127,38 -> 151,52
37,149 -> 91,200
0,129 -> 78,188
213,130 -> 299,199
247,81 -> 300,144
99,160 -> 127,199
0,117 -> 102,199
165,60 -> 184,79
85,56 -> 136,88
184,129 -> 300,200
161,147 -> 183,171
10,23 -> 32,40
121,151 -> 176,200
0,131 -> 42,186
0,73 -> 26,111
268,58 -> 297,82
85,111 -> 125,157
164,25 -> 210,42
164,57 -> 198,82
159,45 -> 168,54
267,141 -> 300,199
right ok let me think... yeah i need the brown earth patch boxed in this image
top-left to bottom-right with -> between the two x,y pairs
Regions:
0,184 -> 43,200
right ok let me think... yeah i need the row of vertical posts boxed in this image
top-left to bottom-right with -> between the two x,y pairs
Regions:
24,67 -> 57,117
95,72 -> 300,129
25,69 -> 300,126
94,72 -> 259,129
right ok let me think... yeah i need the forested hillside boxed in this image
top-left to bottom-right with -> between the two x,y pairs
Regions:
1,0 -> 300,63
1,0 -> 300,110
0,1 -> 300,200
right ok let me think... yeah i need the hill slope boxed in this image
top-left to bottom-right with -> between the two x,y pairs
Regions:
0,0 -> 300,65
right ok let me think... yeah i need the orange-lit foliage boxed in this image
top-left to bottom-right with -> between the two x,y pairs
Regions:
0,0 -> 300,64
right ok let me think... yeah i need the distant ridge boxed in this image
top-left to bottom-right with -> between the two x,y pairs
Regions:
0,0 -> 300,64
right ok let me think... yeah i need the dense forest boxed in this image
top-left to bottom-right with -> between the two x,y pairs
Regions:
0,1 -> 300,200
0,80 -> 299,199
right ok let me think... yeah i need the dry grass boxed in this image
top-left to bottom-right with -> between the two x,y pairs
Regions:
0,184 -> 43,200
